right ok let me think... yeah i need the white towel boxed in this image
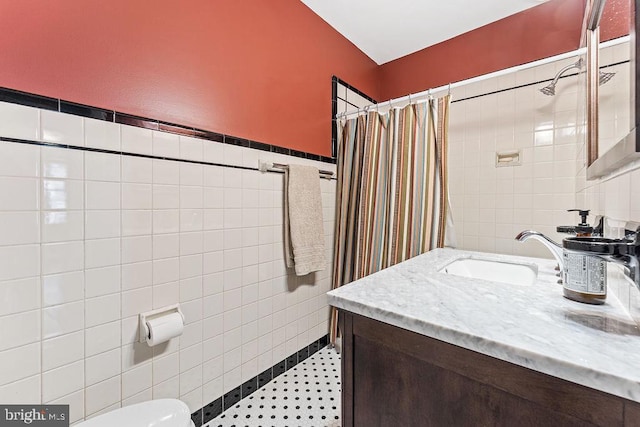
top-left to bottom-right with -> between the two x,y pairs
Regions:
284,165 -> 326,276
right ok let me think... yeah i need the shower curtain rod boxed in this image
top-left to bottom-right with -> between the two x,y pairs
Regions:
336,35 -> 629,120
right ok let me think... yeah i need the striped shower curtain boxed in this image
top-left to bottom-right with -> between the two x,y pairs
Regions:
330,96 -> 451,345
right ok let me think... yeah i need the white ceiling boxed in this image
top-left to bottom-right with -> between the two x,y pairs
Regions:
301,0 -> 549,65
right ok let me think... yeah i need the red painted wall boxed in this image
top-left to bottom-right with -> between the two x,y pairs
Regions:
600,0 -> 632,42
0,1 -> 379,157
378,0 -> 630,101
0,1 -> 631,155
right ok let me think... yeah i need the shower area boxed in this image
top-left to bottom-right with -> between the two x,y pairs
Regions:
447,37 -> 629,260
329,36 -> 629,266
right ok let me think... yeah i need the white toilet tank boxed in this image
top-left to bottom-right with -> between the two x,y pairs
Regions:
76,399 -> 194,427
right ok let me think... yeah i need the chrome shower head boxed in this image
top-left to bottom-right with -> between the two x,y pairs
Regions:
538,57 -> 616,96
599,71 -> 616,85
539,83 -> 556,96
539,58 -> 583,96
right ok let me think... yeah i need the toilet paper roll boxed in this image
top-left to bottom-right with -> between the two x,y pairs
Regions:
146,312 -> 184,346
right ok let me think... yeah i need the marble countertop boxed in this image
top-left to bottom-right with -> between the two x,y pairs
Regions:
327,248 -> 640,402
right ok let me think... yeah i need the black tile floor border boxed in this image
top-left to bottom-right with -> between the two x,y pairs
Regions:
257,368 -> 272,388
309,340 -> 320,355
223,386 -> 242,411
191,334 -> 331,426
272,359 -> 287,379
285,353 -> 299,371
0,86 -> 336,164
207,347 -> 342,426
191,408 -> 203,427
241,377 -> 258,399
202,398 -> 223,426
319,335 -> 329,348
297,346 -> 309,363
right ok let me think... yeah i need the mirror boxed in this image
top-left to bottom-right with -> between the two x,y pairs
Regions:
587,0 -> 639,179
597,34 -> 631,159
585,2 -> 601,168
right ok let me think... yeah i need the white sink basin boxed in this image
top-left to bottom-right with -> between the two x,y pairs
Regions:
440,257 -> 538,286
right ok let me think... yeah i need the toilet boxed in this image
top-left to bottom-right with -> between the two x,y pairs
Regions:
76,399 -> 194,427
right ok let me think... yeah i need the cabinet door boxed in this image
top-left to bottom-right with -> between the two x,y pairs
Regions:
352,334 -> 596,426
340,311 -> 627,427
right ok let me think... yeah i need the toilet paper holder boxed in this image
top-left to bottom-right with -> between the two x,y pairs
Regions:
138,304 -> 185,343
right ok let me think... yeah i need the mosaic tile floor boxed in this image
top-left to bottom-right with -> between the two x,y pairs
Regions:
205,347 -> 341,427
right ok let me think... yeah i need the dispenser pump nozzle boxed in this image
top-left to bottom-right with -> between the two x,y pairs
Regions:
568,209 -> 590,226
566,209 -> 594,235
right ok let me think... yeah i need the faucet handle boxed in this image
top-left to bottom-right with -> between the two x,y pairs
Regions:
624,221 -> 640,242
592,216 -> 604,236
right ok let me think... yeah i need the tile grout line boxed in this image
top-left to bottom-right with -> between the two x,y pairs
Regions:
118,140 -> 124,411
38,128 -> 44,407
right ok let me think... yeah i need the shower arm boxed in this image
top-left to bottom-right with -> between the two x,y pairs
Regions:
548,58 -> 584,87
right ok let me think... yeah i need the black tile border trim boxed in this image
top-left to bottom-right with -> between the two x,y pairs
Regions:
0,136 -> 270,174
0,88 -> 59,110
0,87 -> 335,165
331,76 -> 376,158
0,137 -> 338,180
201,397 -> 222,425
190,333 -> 331,427
332,76 -> 377,105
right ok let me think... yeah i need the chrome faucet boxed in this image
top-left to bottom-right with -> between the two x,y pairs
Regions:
515,230 -> 564,269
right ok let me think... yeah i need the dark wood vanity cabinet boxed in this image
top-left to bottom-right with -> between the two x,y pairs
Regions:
340,311 -> 640,427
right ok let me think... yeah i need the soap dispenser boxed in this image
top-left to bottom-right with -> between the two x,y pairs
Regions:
557,209 -> 607,304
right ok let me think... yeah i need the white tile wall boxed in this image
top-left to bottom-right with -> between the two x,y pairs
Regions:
448,57 -> 583,258
0,102 -> 335,423
41,110 -> 83,146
